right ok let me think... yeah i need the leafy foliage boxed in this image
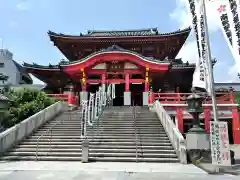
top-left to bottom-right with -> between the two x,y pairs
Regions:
0,73 -> 8,83
1,88 -> 58,128
235,92 -> 240,110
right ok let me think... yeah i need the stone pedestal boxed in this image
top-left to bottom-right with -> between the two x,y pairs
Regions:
124,92 -> 131,106
80,91 -> 88,102
143,92 -> 149,106
81,139 -> 89,163
186,127 -> 211,162
186,127 -> 210,150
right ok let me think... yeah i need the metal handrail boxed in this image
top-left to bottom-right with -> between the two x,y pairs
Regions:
89,97 -> 113,141
133,100 -> 139,162
84,84 -> 114,141
35,106 -> 72,160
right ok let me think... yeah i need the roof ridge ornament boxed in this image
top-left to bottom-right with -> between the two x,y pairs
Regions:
105,45 -> 125,51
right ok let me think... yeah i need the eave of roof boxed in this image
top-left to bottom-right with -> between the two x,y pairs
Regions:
48,27 -> 191,39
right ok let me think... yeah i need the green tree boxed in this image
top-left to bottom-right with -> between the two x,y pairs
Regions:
0,73 -> 8,84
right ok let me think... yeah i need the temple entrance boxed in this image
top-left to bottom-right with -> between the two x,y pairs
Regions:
113,83 -> 124,106
87,84 -> 100,94
130,83 -> 144,106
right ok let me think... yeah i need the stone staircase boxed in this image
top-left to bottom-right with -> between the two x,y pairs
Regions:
0,106 -> 179,162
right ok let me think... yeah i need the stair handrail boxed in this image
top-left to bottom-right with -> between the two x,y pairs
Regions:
133,100 -> 139,162
35,104 -> 71,161
153,100 -> 187,164
81,84 -> 115,140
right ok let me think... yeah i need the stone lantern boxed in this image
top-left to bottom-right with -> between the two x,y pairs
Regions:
186,92 -> 204,131
186,89 -> 210,160
0,94 -> 10,131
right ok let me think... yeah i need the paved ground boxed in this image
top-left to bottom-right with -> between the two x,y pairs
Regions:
0,161 -> 239,180
231,144 -> 240,164
0,170 -> 238,180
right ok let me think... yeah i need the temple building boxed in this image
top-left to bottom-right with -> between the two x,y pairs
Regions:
23,27 -> 195,106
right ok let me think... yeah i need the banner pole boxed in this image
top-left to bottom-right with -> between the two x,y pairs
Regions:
202,0 -> 219,122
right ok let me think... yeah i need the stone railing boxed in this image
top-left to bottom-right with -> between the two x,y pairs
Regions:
153,100 -> 187,164
0,101 -> 64,154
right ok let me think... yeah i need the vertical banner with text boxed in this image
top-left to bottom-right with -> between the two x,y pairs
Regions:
188,0 -> 211,93
210,121 -> 231,166
211,0 -> 240,73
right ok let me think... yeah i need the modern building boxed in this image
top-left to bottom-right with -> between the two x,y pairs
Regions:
215,82 -> 240,92
0,49 -> 32,86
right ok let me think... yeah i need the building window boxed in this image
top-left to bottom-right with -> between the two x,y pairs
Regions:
0,63 -> 4,68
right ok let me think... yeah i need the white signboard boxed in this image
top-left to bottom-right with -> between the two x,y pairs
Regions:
210,121 -> 231,166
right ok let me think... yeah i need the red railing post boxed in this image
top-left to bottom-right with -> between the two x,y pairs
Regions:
204,106 -> 211,133
176,108 -> 184,133
176,88 -> 184,133
230,89 -> 240,144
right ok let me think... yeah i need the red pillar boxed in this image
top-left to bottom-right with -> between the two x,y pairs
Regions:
82,80 -> 87,91
144,80 -> 149,92
101,73 -> 106,85
68,85 -> 75,106
230,90 -> 240,144
145,68 -> 149,92
125,73 -> 130,91
176,108 -> 184,133
204,106 -> 211,133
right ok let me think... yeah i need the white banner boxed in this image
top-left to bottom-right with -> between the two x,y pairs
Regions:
211,0 -> 240,73
188,0 -> 211,93
81,100 -> 88,138
87,93 -> 94,126
210,121 -> 231,166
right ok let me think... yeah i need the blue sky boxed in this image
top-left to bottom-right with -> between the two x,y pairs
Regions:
0,0 -> 239,84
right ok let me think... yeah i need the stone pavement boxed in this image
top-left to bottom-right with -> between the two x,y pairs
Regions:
0,161 -> 239,180
0,170 -> 238,180
231,144 -> 240,164
0,161 -> 205,173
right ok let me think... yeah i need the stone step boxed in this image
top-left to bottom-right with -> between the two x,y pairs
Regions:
33,132 -> 167,136
42,124 -> 163,127
36,128 -> 164,132
32,131 -> 166,138
16,144 -> 173,149
20,141 -> 172,146
38,128 -> 165,131
4,151 -> 177,158
28,135 -> 169,140
24,138 -> 170,143
44,122 -> 162,126
8,148 -> 176,154
0,156 -> 179,163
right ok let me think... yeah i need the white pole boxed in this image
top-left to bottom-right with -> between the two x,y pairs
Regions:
0,38 -> 3,49
202,0 -> 219,122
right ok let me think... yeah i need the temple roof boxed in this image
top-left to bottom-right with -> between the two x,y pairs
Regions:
48,27 -> 191,61
48,27 -> 191,38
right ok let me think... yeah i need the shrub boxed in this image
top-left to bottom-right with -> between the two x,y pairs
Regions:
1,88 -> 57,128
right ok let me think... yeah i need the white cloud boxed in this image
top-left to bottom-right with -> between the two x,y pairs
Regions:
170,0 -> 220,32
176,39 -> 198,63
16,0 -> 32,11
170,0 -> 240,82
16,0 -> 48,11
29,74 -> 45,85
171,0 -> 222,63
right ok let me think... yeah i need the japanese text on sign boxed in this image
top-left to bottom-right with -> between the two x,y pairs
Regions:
210,121 -> 231,166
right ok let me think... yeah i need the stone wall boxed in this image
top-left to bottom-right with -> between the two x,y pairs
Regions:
0,101 -> 64,154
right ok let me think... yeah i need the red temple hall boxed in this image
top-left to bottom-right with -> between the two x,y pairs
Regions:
23,27 -> 240,144
24,27 -> 194,106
